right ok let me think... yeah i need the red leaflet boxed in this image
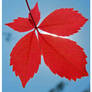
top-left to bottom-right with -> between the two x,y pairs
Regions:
29,2 -> 40,25
5,2 -> 40,32
5,17 -> 34,32
5,1 -> 88,88
38,33 -> 88,80
39,8 -> 88,36
10,31 -> 41,87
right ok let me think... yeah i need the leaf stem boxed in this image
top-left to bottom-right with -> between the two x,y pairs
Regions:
25,0 -> 37,29
25,0 -> 31,11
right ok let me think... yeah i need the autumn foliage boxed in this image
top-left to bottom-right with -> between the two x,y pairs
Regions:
5,2 -> 88,88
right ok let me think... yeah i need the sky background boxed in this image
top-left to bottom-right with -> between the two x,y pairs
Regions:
2,0 -> 90,92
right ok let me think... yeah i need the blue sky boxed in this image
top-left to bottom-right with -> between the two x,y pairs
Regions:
2,0 -> 90,92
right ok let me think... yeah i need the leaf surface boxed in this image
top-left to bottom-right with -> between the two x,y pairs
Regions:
10,31 -> 41,87
39,8 -> 88,36
5,17 -> 34,32
29,2 -> 40,26
38,33 -> 88,80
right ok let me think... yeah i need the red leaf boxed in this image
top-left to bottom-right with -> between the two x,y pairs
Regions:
5,17 -> 34,32
29,2 -> 40,25
10,31 -> 41,87
38,33 -> 88,80
39,8 -> 88,36
5,1 -> 88,87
